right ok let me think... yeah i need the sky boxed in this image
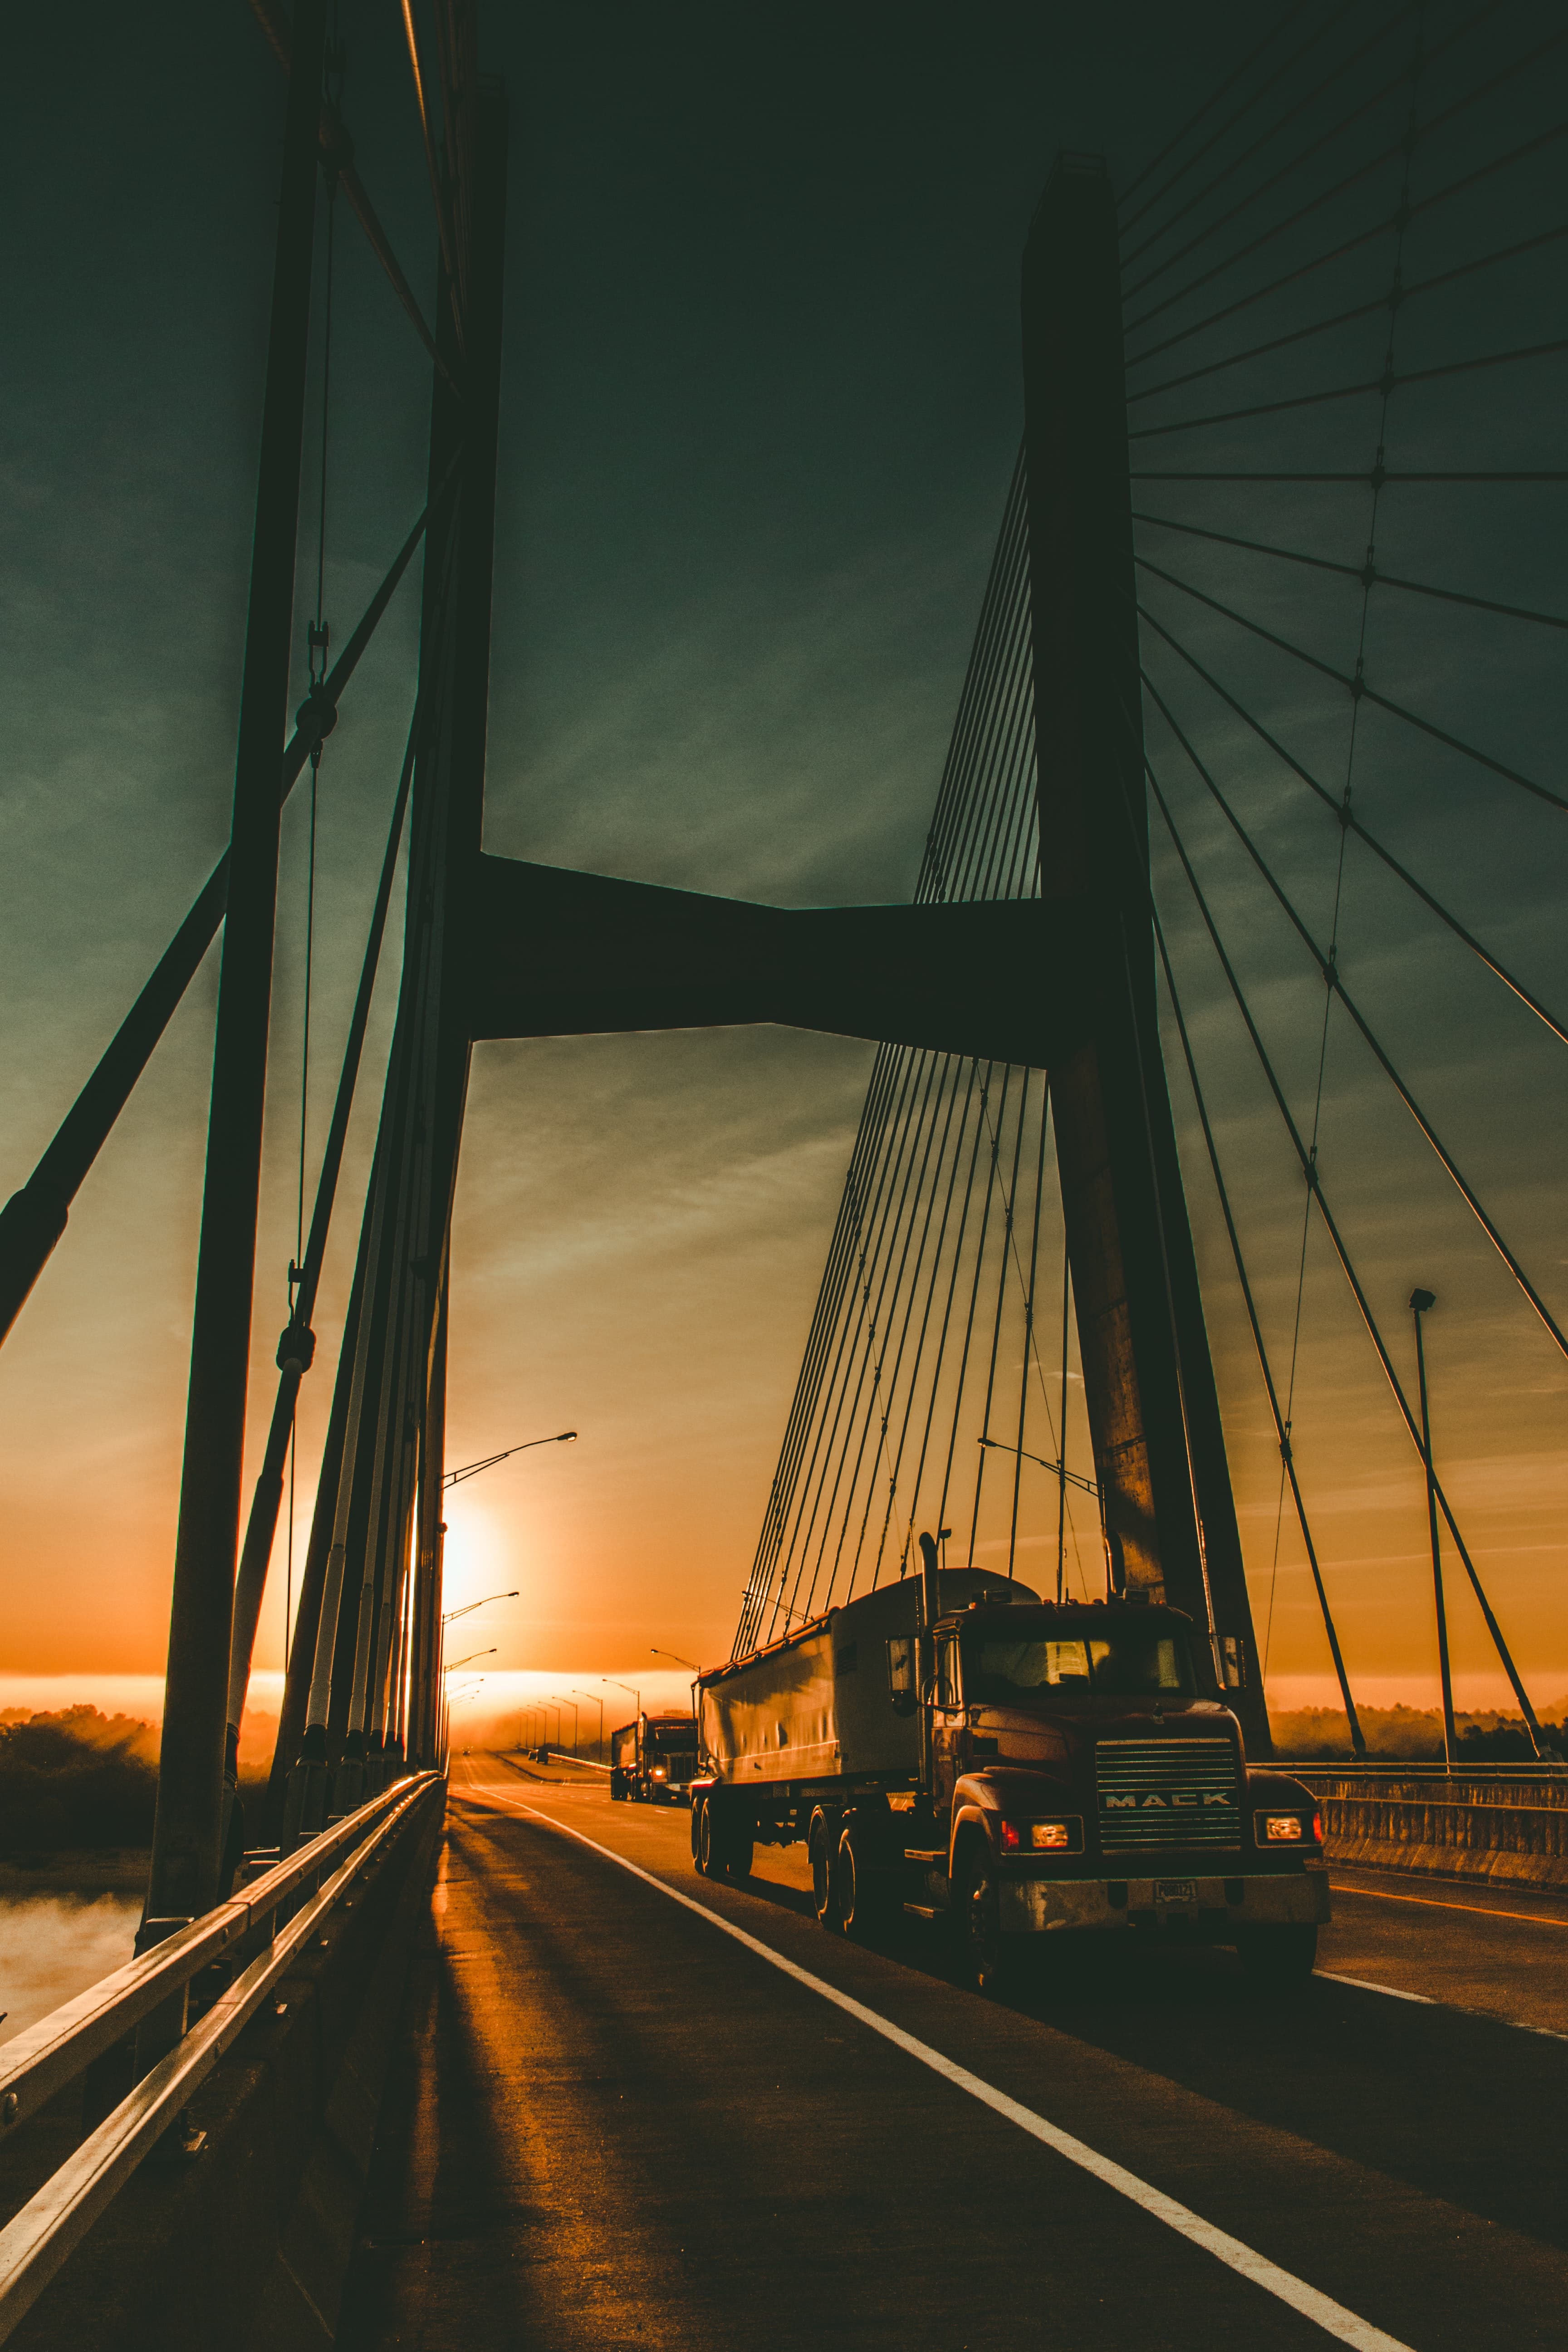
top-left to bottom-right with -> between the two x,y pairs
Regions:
1,1 -> 1563,1736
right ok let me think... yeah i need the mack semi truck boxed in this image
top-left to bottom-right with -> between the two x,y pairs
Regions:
690,1556 -> 1328,1991
610,1711 -> 700,1805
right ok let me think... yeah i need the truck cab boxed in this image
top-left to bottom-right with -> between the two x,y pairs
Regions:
611,1711 -> 699,1805
912,1595 -> 1327,1987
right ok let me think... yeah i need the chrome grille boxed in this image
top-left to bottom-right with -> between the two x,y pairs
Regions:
1095,1738 -> 1240,1851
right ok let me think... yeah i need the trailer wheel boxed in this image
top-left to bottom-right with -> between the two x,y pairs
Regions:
836,1821 -> 892,1939
1237,1925 -> 1318,1989
809,1809 -> 843,1931
956,1841 -> 1018,1995
696,1797 -> 751,1879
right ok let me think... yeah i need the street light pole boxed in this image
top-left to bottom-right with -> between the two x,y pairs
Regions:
650,1648 -> 699,1672
573,1690 -> 604,1762
552,1697 -> 578,1757
604,1677 -> 642,1721
977,1435 -> 1098,1497
442,1589 -> 518,1625
443,1430 -> 577,1489
1410,1289 -> 1457,1768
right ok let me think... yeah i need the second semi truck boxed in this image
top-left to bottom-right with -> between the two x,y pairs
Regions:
690,1554 -> 1327,1992
610,1711 -> 700,1805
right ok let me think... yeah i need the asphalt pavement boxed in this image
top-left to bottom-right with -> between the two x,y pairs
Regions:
338,1754 -> 1568,2352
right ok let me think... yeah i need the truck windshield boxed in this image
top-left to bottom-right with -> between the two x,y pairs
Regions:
651,1729 -> 695,1754
963,1626 -> 1196,1702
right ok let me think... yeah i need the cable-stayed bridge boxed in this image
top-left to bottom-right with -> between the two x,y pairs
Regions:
0,5 -> 1564,2345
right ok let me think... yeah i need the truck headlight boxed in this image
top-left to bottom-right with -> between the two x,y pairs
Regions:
651,1767 -> 667,1779
1262,1813 -> 1302,1841
1030,1822 -> 1073,1851
998,1818 -> 1077,1852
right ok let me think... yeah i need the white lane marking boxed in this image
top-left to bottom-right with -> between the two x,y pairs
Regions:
1316,1970 -> 1568,2043
1317,1973 -> 1435,2004
474,1785 -> 1415,2352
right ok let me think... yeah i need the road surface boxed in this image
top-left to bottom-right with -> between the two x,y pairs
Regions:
340,1754 -> 1568,2350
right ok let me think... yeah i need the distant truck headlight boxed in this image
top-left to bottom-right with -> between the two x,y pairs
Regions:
651,1767 -> 667,1779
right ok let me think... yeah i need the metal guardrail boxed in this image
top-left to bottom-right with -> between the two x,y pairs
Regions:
0,1769 -> 441,2343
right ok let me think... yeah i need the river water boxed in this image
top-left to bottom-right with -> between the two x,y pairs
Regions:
0,1894 -> 142,2044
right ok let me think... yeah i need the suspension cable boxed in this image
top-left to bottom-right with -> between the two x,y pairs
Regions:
1121,0 -> 1418,274
1135,510 -> 1568,631
1133,470 -> 1568,484
1151,897 -> 1366,1752
1137,607 -> 1568,1042
1127,225 -> 1568,407
1137,557 -> 1568,811
1116,0 -> 1319,223
1128,339 -> 1568,441
1125,120 -> 1568,365
1122,41 -> 1568,332
1150,774 -> 1547,1741
1145,734 -> 1568,1362
966,1070 -> 1033,1567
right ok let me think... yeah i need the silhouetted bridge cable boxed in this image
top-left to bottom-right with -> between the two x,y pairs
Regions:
737,0 -> 1565,1764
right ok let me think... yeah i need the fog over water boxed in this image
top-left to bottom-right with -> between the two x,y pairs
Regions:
0,1895 -> 141,2044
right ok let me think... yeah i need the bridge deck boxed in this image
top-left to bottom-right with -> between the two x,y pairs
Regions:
340,1759 -> 1568,2350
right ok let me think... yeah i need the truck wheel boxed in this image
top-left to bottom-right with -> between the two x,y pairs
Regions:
836,1822 -> 892,1940
809,1810 -> 843,1931
956,1843 -> 1018,1996
696,1798 -> 751,1880
1237,1925 -> 1318,1989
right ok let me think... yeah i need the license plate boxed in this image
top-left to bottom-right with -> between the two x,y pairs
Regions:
1155,1879 -> 1196,1904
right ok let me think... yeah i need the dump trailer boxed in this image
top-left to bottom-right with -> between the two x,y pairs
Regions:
610,1711 -> 700,1804
690,1565 -> 1328,1990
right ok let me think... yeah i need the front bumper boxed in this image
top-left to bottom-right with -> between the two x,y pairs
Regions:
999,1867 -> 1329,1936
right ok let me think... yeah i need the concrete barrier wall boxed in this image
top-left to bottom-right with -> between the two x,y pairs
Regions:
1294,1773 -> 1568,1890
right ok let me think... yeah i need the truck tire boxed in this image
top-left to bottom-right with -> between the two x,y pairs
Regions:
809,1808 -> 843,1931
955,1840 -> 1019,1996
836,1821 -> 893,1940
1237,1924 -> 1318,1989
695,1797 -> 752,1880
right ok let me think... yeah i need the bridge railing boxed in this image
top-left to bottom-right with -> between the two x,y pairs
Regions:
0,1770 -> 442,2344
1286,1764 -> 1568,1893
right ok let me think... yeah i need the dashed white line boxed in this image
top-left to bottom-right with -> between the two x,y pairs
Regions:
1316,1969 -> 1568,2042
1317,1972 -> 1435,2004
